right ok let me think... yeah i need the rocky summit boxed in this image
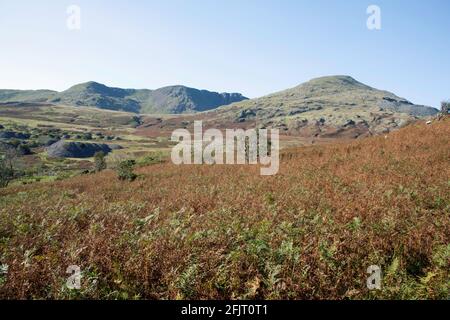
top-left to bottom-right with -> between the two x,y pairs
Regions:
206,75 -> 438,138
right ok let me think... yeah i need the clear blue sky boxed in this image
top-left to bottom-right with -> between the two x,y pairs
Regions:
0,0 -> 449,108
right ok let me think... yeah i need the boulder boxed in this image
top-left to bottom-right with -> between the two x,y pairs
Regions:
46,140 -> 122,158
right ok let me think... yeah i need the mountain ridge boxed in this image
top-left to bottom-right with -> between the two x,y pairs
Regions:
0,81 -> 248,114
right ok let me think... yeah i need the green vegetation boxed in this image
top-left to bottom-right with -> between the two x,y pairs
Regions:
136,151 -> 166,166
0,89 -> 56,103
116,159 -> 137,181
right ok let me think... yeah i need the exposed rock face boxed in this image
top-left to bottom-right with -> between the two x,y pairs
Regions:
46,140 -> 122,158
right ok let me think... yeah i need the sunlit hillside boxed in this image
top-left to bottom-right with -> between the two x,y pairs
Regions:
0,117 -> 448,299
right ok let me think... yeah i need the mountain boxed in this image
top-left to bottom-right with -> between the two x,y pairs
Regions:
205,75 -> 438,138
138,85 -> 248,114
0,82 -> 248,114
49,82 -> 142,113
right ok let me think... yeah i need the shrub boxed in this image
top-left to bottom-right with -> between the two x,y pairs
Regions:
117,159 -> 137,181
94,151 -> 107,172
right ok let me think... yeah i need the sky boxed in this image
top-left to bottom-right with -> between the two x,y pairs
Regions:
0,0 -> 449,108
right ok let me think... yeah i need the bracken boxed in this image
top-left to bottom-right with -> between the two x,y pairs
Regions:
0,119 -> 448,300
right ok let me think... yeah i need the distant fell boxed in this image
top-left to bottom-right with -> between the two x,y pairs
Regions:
0,82 -> 248,114
139,85 -> 247,114
49,82 -> 142,113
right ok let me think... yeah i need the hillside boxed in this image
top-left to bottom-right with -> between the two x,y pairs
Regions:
0,118 -> 448,299
0,89 -> 56,103
201,76 -> 438,138
49,82 -> 142,113
0,82 -> 248,114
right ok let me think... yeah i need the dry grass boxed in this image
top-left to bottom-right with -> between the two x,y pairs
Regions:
0,119 -> 449,300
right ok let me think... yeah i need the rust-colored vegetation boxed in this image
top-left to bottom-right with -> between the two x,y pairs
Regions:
0,119 -> 449,299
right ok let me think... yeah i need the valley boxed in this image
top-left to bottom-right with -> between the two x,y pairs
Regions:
0,76 -> 441,185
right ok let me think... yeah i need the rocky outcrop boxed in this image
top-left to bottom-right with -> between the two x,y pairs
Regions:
46,140 -> 122,158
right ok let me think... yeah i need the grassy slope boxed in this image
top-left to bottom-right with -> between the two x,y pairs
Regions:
0,90 -> 56,103
0,118 -> 448,299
